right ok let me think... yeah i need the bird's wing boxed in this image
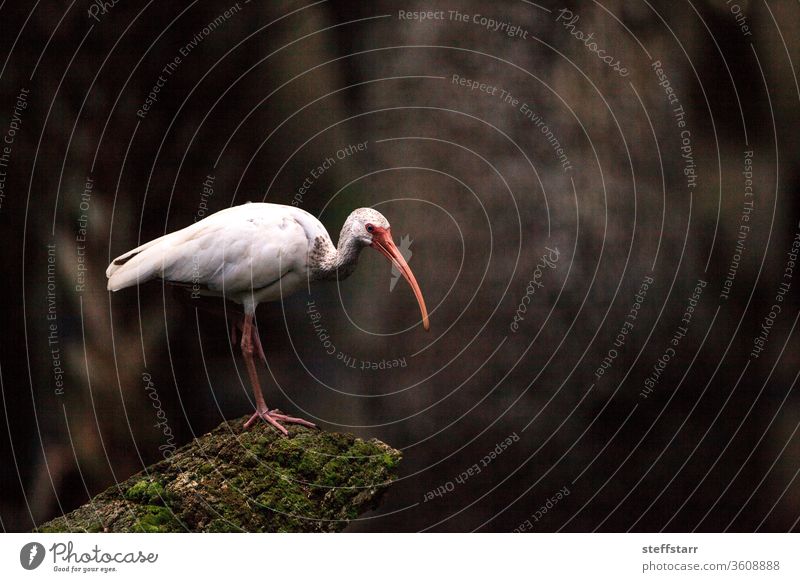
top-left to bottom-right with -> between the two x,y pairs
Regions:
106,204 -> 313,294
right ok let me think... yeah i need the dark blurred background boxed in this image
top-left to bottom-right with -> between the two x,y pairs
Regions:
1,0 -> 800,532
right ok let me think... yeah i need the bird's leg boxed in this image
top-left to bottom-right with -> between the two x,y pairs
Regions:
240,312 -> 283,434
239,312 -> 316,435
230,319 -> 266,364
250,321 -> 267,364
171,288 -> 251,355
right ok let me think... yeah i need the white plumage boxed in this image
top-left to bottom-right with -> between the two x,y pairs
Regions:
107,203 -> 331,308
107,202 -> 429,435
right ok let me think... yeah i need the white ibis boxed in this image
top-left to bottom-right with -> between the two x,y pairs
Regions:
106,203 -> 430,435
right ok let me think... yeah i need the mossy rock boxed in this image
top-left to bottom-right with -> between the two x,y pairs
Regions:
38,416 -> 402,532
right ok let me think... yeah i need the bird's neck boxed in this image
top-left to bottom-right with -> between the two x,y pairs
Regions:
310,232 -> 363,281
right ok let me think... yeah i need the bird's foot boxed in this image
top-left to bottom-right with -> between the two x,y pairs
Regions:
243,408 -> 316,436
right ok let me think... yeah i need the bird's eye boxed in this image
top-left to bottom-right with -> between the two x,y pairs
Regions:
366,224 -> 374,233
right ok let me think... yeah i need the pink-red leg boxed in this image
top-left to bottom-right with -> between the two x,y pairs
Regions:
238,312 -> 315,435
232,319 -> 265,363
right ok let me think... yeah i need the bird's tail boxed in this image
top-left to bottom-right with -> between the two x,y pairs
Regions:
106,234 -> 176,291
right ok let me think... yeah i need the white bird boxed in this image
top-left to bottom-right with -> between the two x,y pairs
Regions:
106,203 -> 429,435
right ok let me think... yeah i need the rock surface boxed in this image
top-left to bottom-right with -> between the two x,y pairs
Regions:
39,416 -> 402,532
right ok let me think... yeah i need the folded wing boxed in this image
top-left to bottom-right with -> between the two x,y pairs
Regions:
106,204 -> 311,294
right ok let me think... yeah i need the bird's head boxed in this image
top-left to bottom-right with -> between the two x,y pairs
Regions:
342,207 -> 430,331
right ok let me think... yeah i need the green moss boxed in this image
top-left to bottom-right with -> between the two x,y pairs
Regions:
382,452 -> 399,469
256,477 -> 314,516
125,478 -> 168,505
133,505 -> 182,533
38,416 -> 401,533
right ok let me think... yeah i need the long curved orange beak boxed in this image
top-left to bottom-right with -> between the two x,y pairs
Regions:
370,227 -> 430,331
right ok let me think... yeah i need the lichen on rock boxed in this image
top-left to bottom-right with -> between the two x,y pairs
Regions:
39,416 -> 402,533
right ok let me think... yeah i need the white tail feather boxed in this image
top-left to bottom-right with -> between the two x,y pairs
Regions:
106,234 -> 176,291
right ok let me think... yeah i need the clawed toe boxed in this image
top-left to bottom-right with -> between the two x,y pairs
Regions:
269,411 -> 317,429
243,409 -> 316,435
